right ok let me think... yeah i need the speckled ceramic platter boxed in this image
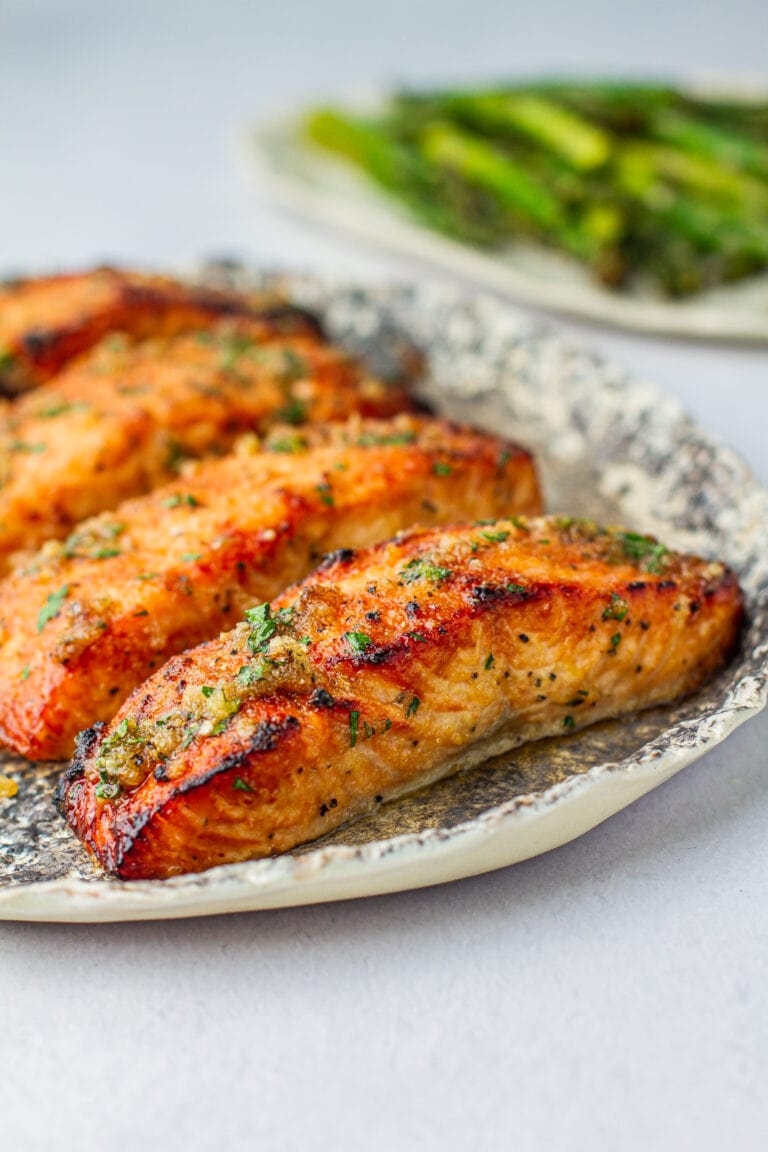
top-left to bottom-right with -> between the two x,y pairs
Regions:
250,84 -> 768,343
1,271 -> 767,922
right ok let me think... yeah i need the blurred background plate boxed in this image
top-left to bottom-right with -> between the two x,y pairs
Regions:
249,84 -> 768,343
1,271 -> 767,922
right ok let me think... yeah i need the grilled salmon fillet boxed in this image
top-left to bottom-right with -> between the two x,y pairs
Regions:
0,319 -> 411,571
0,416 -> 539,760
57,515 -> 743,880
0,267 -> 321,393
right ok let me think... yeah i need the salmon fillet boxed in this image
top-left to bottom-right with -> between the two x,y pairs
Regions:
0,267 -> 321,393
0,319 -> 411,571
57,515 -> 743,880
0,416 -> 540,760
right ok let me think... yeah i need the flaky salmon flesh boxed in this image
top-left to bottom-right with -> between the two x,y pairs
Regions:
0,267 -> 321,393
0,416 -> 540,760
0,317 -> 412,571
57,515 -> 743,880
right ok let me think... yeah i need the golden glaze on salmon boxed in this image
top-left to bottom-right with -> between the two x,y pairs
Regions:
0,319 -> 412,571
0,416 -> 540,760
57,515 -> 742,879
0,267 -> 321,393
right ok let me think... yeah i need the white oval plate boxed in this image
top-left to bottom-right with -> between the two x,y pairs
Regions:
1,272 -> 766,921
249,87 -> 768,343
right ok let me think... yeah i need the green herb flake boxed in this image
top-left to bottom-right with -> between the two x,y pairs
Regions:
315,481 -> 334,507
357,430 -> 417,448
95,771 -> 121,801
401,558 -> 452,585
602,593 -> 629,622
276,397 -> 307,425
37,585 -> 69,632
481,530 -> 510,544
93,547 -> 121,560
181,552 -> 202,562
233,776 -> 255,793
280,349 -> 308,383
137,572 -> 159,581
20,665 -> 30,681
163,493 -> 200,509
432,461 -> 452,476
485,653 -> 495,670
611,632 -> 622,648
236,663 -> 265,688
506,583 -> 527,595
349,709 -> 360,748
344,631 -> 372,656
35,401 -> 89,419
269,435 -> 307,454
616,531 -> 669,574
201,686 -> 215,698
132,609 -> 149,618
406,695 -> 420,718
245,603 -> 277,654
10,440 -> 46,454
563,715 -> 575,729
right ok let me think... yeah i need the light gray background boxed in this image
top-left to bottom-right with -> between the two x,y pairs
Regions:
1,2 -> 767,1150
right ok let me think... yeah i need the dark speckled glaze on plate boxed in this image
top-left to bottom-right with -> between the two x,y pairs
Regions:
1,269 -> 766,919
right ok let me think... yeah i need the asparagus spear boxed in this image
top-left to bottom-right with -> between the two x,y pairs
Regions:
401,91 -> 611,171
650,109 -> 768,182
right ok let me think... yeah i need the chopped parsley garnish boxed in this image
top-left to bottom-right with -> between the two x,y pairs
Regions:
315,481 -> 334,507
481,530 -> 510,544
9,440 -> 46,454
95,771 -> 121,801
181,552 -> 202,562
356,430 -> 417,447
344,631 -> 372,656
236,662 -> 266,688
201,686 -> 215,698
20,665 -> 30,681
280,349 -> 308,382
163,493 -> 200,509
245,603 -> 277,653
37,585 -> 69,632
563,715 -> 575,729
401,558 -> 452,585
602,593 -> 629,621
276,397 -> 307,425
432,461 -> 452,476
506,583 -> 527,594
269,435 -> 307,454
610,632 -> 622,648
485,653 -> 495,670
93,547 -> 121,560
233,776 -> 255,792
406,631 -> 427,643
349,710 -> 360,748
616,531 -> 668,574
406,695 -> 420,718
35,401 -> 89,418
137,572 -> 159,581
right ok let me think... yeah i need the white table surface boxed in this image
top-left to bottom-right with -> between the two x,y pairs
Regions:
1,2 -> 767,1149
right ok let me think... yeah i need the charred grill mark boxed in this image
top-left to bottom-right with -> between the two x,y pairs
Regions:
309,687 -> 336,709
175,716 -> 301,794
317,548 -> 357,571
